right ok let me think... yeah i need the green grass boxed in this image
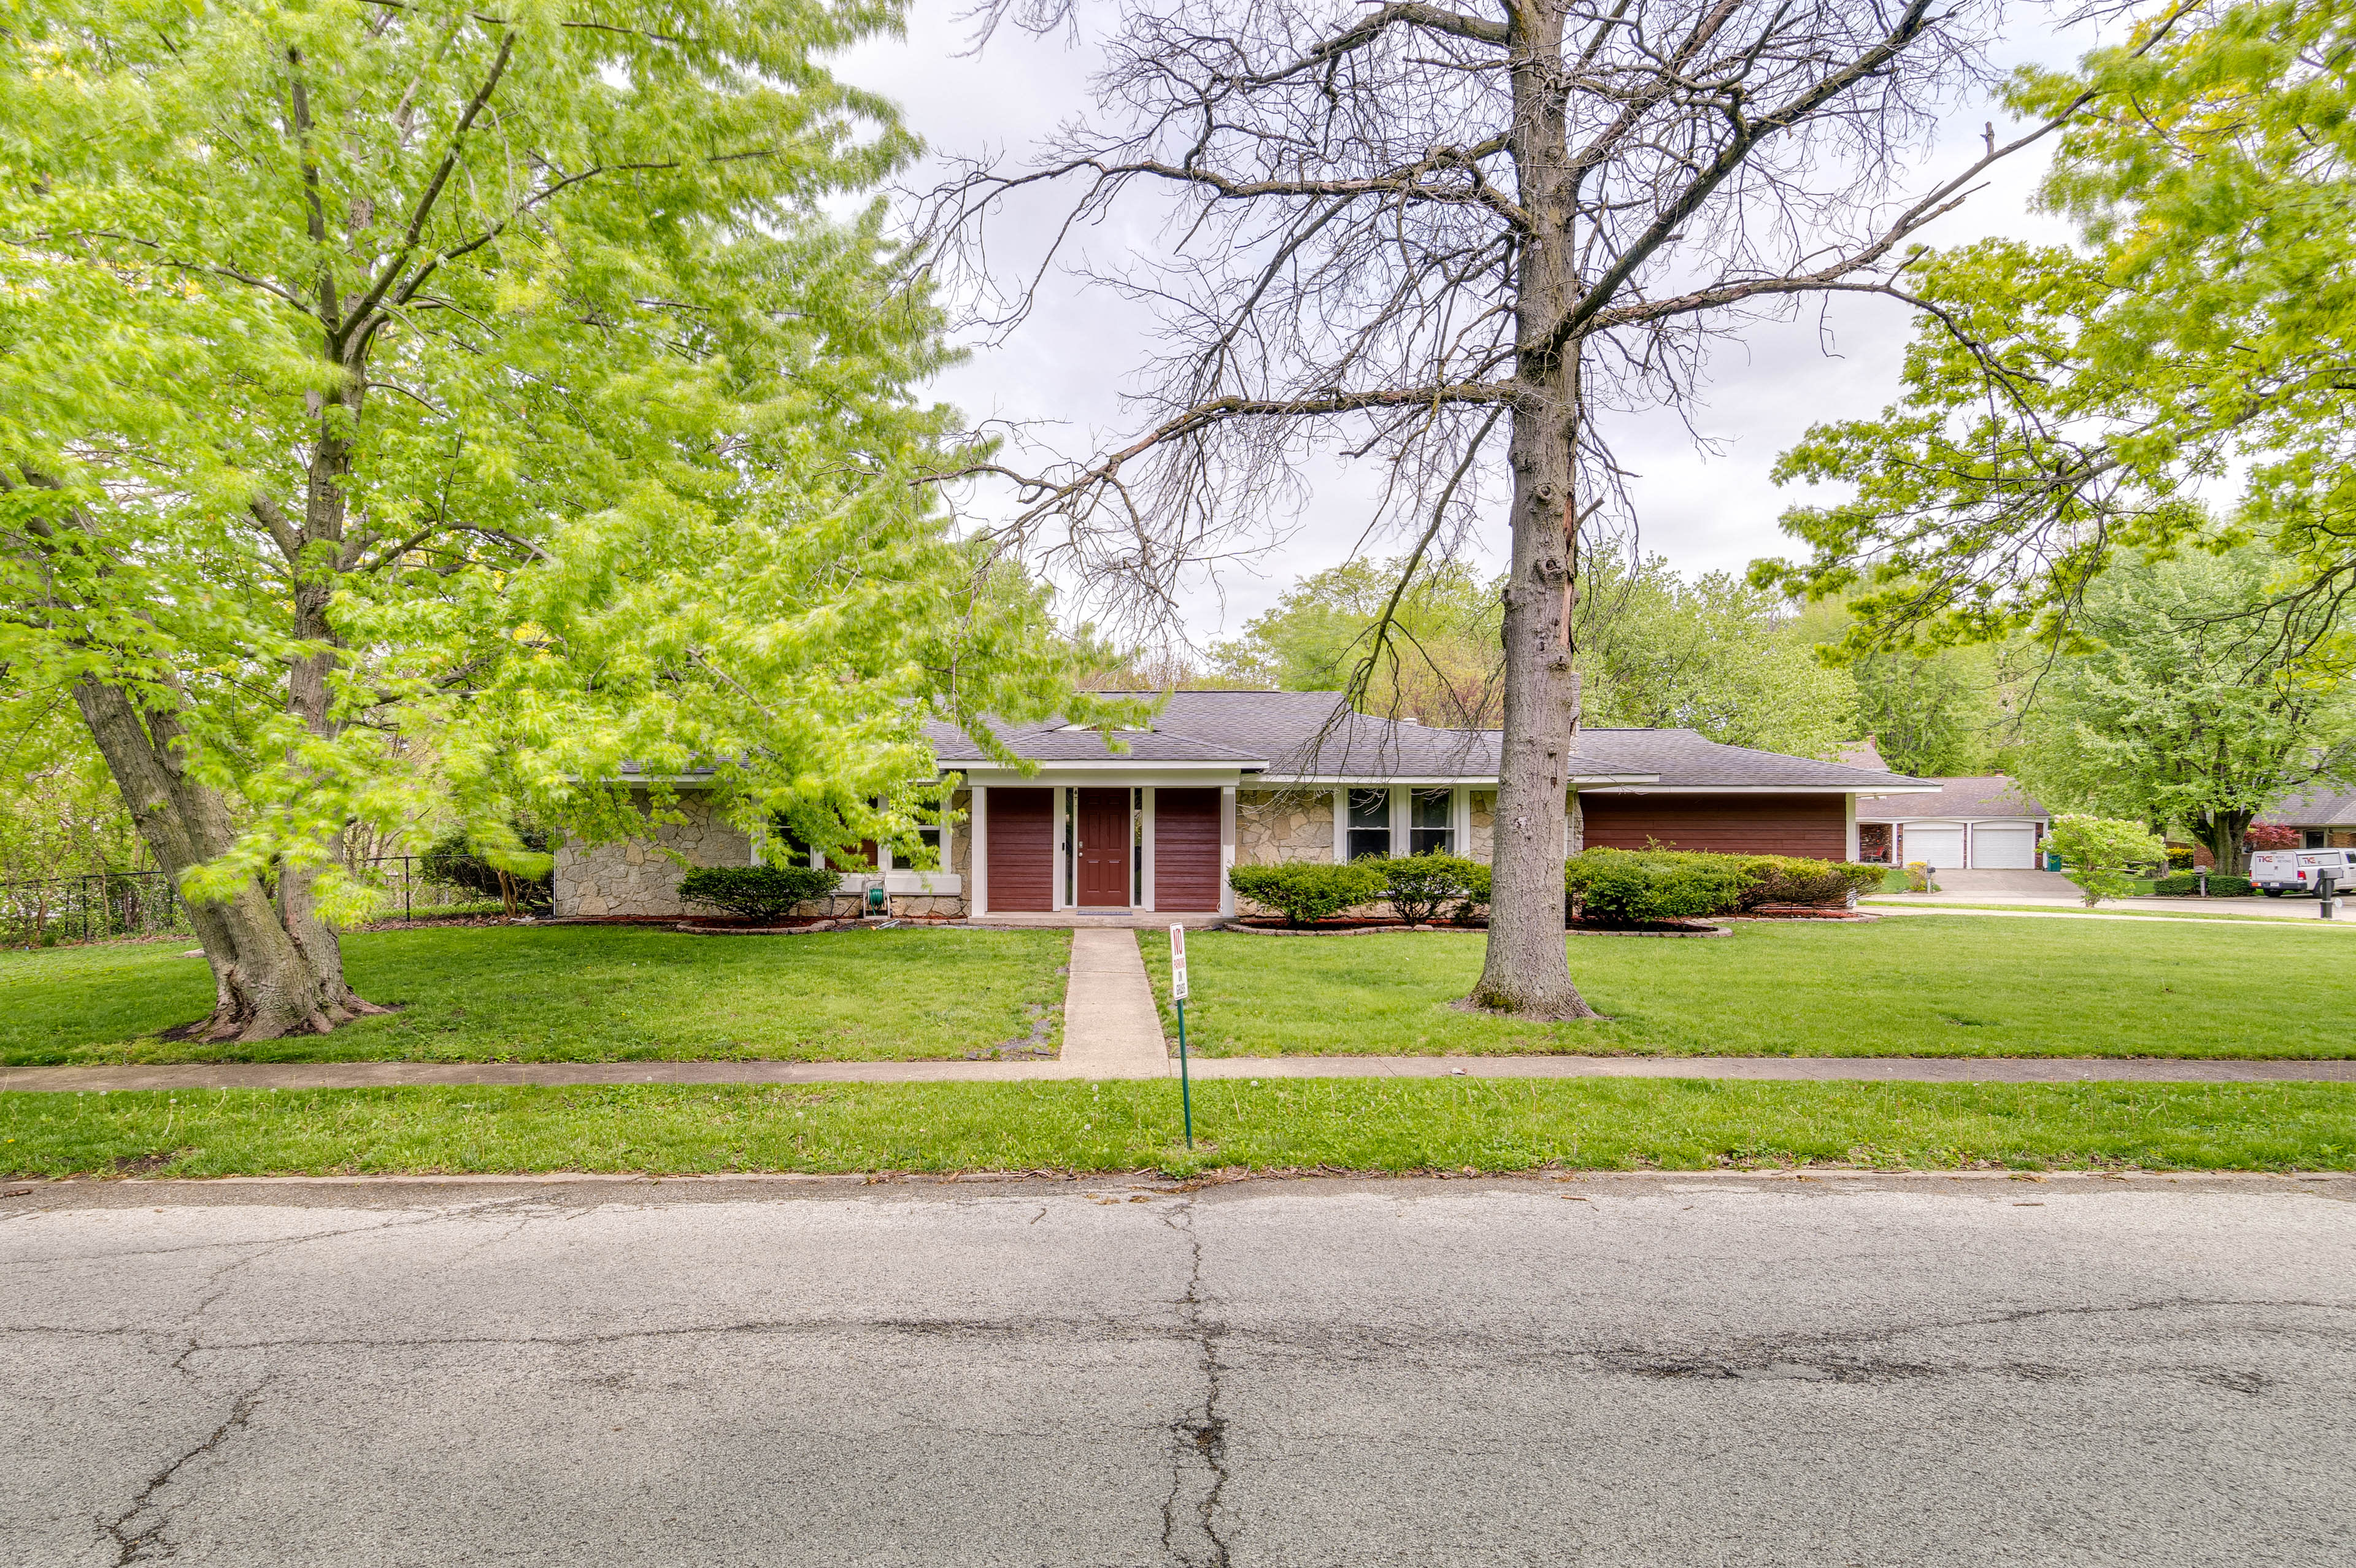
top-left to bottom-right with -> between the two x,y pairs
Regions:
1143,918 -> 2356,1058
1,1079 -> 2347,1177
0,925 -> 1069,1066
1863,899 -> 2330,923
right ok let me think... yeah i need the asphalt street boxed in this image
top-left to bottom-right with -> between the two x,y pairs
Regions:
2,1172 -> 2350,1567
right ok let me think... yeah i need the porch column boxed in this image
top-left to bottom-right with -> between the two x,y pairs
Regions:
1220,785 -> 1238,917
1844,794 -> 1859,863
1332,787 -> 1348,864
1139,788 -> 1157,912
969,786 -> 989,915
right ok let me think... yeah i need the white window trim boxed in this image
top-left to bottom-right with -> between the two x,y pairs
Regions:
1140,787 -> 1157,912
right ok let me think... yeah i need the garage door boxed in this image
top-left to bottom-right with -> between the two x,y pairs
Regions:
1970,825 -> 2039,869
1899,824 -> 1964,869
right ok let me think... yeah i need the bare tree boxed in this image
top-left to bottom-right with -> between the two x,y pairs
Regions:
934,0 -> 2121,1017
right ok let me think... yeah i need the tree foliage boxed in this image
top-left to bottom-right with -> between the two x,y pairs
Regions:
0,0 -> 1104,1036
1761,1 -> 2356,651
2012,544 -> 2356,873
1214,553 -> 1858,758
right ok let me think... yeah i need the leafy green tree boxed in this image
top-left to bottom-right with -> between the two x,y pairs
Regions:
1847,646 -> 2004,778
2045,814 -> 2169,907
1577,558 -> 1857,760
1210,558 -> 1503,724
0,684 -> 139,888
2012,546 -> 2356,874
1215,552 -> 1857,757
1760,1 -> 2356,650
1,0 -> 1099,1038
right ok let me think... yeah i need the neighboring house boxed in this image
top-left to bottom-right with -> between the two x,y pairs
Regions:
553,690 -> 1934,918
1854,775 -> 2051,870
2255,786 -> 2356,850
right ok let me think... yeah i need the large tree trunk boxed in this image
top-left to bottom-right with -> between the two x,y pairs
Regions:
2194,810 -> 2255,878
1468,6 -> 1597,1020
73,674 -> 380,1040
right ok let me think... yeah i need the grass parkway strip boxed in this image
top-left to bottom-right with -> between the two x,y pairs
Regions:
2,1080 -> 2351,1179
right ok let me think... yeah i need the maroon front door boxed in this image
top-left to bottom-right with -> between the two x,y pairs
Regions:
1076,788 -> 1133,907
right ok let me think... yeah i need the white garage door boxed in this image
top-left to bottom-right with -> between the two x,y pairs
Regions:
1971,825 -> 2039,869
1900,824 -> 1965,868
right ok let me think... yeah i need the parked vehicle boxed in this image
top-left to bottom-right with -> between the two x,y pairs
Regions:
2249,849 -> 2356,897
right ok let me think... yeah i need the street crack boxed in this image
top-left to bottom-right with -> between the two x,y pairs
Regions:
1160,1200 -> 1233,1568
98,1386 -> 261,1564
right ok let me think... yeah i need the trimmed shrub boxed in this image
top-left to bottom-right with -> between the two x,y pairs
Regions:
1228,861 -> 1385,926
419,828 -> 553,912
1375,853 -> 1486,924
1449,859 -> 1493,924
1899,861 -> 1939,893
677,864 -> 841,920
1731,855 -> 1886,910
1563,847 -> 1752,926
2047,813 -> 2168,906
2152,872 -> 2254,898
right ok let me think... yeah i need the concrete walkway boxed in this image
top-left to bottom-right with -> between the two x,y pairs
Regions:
1052,928 -> 1173,1078
3,1053 -> 2349,1093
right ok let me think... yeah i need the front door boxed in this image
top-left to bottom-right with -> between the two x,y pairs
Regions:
1075,788 -> 1133,907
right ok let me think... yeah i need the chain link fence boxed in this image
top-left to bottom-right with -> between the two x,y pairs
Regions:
2,856 -> 492,948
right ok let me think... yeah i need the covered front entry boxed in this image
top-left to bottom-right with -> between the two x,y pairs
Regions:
1074,787 -> 1133,907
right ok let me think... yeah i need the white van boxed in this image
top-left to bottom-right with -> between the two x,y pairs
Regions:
2250,848 -> 2356,896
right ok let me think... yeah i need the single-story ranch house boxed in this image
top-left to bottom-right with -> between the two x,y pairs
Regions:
2258,786 -> 2356,850
553,690 -> 1935,920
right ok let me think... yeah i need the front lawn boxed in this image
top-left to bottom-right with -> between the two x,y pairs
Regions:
1142,917 -> 2356,1058
0,924 -> 1069,1066
1,1078 -> 2348,1176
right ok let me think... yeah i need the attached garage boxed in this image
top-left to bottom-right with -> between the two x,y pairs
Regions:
1897,823 -> 1965,869
1968,823 -> 2041,869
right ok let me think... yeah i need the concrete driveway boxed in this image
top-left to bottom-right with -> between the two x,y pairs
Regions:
4,1174 -> 2352,1566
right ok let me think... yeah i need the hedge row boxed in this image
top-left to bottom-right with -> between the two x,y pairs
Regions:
2151,872 -> 2256,898
1228,847 -> 1882,928
1565,847 -> 1885,926
1228,856 -> 1490,927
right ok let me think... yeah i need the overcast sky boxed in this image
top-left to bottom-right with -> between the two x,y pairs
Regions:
834,2 -> 2115,648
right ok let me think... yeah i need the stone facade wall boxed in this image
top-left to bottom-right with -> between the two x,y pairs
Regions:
1468,791 -> 1496,863
1237,789 -> 1333,866
554,788 -> 976,920
553,791 -> 753,918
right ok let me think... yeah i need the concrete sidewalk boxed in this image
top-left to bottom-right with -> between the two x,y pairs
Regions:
4,1053 -> 2349,1093
1866,902 -> 2356,928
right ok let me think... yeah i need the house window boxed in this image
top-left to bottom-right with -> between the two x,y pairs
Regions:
769,815 -> 820,869
910,824 -> 943,869
2306,829 -> 2327,849
1409,788 -> 1453,856
1347,788 -> 1392,861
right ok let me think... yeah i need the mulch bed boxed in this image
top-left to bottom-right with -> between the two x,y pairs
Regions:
1566,919 -> 1730,938
1222,918 -> 1485,937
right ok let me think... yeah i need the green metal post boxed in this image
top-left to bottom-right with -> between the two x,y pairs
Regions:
1177,997 -> 1193,1148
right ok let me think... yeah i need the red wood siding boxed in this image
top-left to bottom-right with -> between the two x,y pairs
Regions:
1154,789 -> 1223,911
986,788 -> 1055,911
1579,793 -> 1847,859
1075,787 -> 1132,907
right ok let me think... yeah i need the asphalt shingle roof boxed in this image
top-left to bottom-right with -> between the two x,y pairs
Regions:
1855,776 -> 2049,821
930,692 -> 1931,793
2261,786 -> 2356,827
